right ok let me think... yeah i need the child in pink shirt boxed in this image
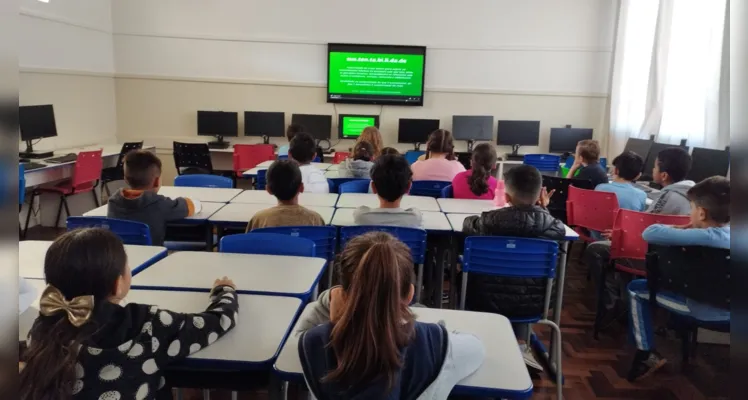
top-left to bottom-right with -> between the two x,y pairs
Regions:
452,143 -> 498,199
411,129 -> 466,182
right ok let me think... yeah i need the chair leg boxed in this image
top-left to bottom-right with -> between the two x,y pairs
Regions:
23,191 -> 37,238
593,262 -> 609,340
61,196 -> 71,228
104,181 -> 111,197
92,181 -> 101,207
681,328 -> 691,371
55,196 -> 65,229
538,319 -> 564,400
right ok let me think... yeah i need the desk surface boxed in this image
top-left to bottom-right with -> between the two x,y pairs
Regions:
83,202 -> 226,221
437,198 -> 499,214
245,162 -> 332,176
132,251 -> 327,297
156,186 -> 243,203
231,191 -> 339,207
336,193 -> 441,212
274,305 -> 533,397
331,208 -> 452,232
446,213 -> 579,239
20,240 -> 167,279
210,203 -> 335,225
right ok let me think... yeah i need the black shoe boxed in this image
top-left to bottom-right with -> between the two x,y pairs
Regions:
627,351 -> 667,382
598,303 -> 627,331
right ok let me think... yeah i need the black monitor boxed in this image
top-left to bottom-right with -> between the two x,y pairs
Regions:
549,127 -> 594,153
197,111 -> 238,149
245,111 -> 285,144
496,120 -> 540,158
687,147 -> 730,183
398,118 -> 439,150
452,115 -> 493,151
641,142 -> 690,181
19,105 -> 57,158
623,138 -> 654,162
338,114 -> 380,139
291,114 -> 332,140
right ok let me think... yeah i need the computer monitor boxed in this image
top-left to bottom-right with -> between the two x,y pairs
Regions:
197,111 -> 238,148
398,118 -> 440,150
452,115 -> 493,151
623,138 -> 654,162
687,147 -> 730,183
548,127 -> 594,153
338,114 -> 380,139
641,142 -> 690,181
244,111 -> 285,144
19,105 -> 57,158
496,120 -> 540,158
291,114 -> 332,140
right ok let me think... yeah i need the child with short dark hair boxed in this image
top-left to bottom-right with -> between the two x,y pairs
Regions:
340,141 -> 375,178
380,147 -> 400,156
19,228 -> 238,399
595,151 -> 647,211
451,143 -> 498,200
107,150 -> 198,245
246,160 -> 325,231
353,155 -> 422,227
278,123 -> 305,157
626,176 -> 730,381
566,139 -> 608,187
646,147 -> 694,214
289,132 -> 329,193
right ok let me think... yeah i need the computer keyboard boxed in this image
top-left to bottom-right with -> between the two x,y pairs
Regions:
45,153 -> 78,164
22,162 -> 47,171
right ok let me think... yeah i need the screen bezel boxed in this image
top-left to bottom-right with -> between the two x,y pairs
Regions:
337,114 -> 381,139
327,43 -> 427,107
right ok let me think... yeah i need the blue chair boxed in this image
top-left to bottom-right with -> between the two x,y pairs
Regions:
328,178 -> 369,193
440,184 -> 453,198
404,150 -> 425,165
523,154 -> 561,173
564,156 -> 607,170
66,216 -> 152,245
340,226 -> 427,301
174,174 -> 233,188
600,157 -> 607,170
313,156 -> 322,162
459,236 -> 562,399
277,155 -> 289,161
255,169 -> 267,190
410,180 -> 451,198
219,232 -> 316,257
338,180 -> 371,194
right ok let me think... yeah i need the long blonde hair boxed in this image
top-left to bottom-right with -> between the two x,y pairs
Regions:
355,127 -> 383,158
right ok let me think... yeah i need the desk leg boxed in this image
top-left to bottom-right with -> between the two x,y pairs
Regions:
205,223 -> 214,252
547,240 -> 569,375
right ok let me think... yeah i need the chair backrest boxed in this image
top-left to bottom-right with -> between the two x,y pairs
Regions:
440,184 -> 453,198
600,157 -> 607,170
462,236 -> 558,279
340,226 -> 427,264
523,154 -> 561,172
333,152 -> 349,164
338,180 -> 371,194
277,155 -> 289,161
115,141 -> 144,168
541,175 -> 594,223
72,150 -> 104,187
255,169 -> 268,190
609,209 -> 690,261
219,232 -> 316,257
174,174 -> 233,188
173,142 -> 213,175
404,150 -> 425,165
66,216 -> 152,245
251,226 -> 337,262
566,185 -> 619,232
233,144 -> 275,173
410,180 -> 451,198
329,177 -> 369,193
19,164 -> 25,205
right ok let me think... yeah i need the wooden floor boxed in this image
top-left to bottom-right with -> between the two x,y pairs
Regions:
23,228 -> 729,399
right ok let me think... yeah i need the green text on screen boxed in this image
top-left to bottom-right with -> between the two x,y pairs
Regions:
329,52 -> 424,96
342,116 -> 376,137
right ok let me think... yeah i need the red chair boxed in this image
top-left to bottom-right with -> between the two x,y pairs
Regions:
333,152 -> 350,164
232,144 -> 275,177
566,186 -> 620,243
25,149 -> 103,230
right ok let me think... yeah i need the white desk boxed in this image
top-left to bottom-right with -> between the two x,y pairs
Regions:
19,240 -> 167,278
445,213 -> 579,240
230,191 -> 339,207
83,202 -> 226,221
132,251 -> 327,298
336,193 -> 441,212
156,186 -> 242,203
274,306 -> 533,398
245,162 -> 332,178
331,208 -> 452,232
210,204 -> 335,225
323,170 -> 342,179
437,198 -> 498,214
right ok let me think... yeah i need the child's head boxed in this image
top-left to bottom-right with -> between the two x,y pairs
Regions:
267,160 -> 303,202
21,228 -> 130,399
426,129 -> 456,160
370,155 -> 413,203
468,143 -> 497,196
352,141 -> 374,162
686,176 -> 730,227
357,126 -> 383,156
380,147 -> 400,156
289,132 -> 317,165
286,123 -> 305,143
653,147 -> 691,185
503,164 -> 543,206
124,150 -> 162,190
328,231 -> 415,390
612,151 -> 644,182
576,139 -> 600,163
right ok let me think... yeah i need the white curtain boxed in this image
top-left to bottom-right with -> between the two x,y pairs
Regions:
608,0 -> 728,157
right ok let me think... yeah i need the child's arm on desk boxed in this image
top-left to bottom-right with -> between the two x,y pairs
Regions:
160,196 -> 197,220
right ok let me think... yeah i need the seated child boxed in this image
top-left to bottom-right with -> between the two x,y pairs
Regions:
246,160 -> 325,231
566,139 -> 608,187
626,176 -> 730,381
19,228 -> 238,399
278,123 -> 305,157
353,155 -> 422,228
289,132 -> 329,193
107,150 -> 198,245
451,143 -> 498,200
340,141 -> 375,179
296,232 -> 485,399
353,126 -> 383,158
380,147 -> 400,156
411,129 -> 466,181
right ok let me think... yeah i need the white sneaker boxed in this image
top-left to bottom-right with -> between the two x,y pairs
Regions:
519,343 -> 543,371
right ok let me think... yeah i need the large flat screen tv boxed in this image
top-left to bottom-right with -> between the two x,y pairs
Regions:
327,43 -> 426,106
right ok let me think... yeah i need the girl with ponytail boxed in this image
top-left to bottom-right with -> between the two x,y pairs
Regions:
411,129 -> 466,182
297,232 -> 484,399
451,143 -> 498,199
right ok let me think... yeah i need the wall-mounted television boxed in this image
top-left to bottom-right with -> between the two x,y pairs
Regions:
327,43 -> 426,106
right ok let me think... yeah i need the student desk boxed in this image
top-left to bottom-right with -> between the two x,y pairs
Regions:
209,204 -> 336,228
230,191 -> 339,207
335,193 -> 441,212
132,251 -> 327,300
156,186 -> 243,203
330,208 -> 452,232
274,306 -> 533,399
83,202 -> 226,221
19,240 -> 167,279
437,198 -> 498,213
244,162 -> 332,178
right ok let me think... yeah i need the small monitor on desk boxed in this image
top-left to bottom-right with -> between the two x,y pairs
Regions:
623,138 -> 654,162
687,147 -> 729,183
640,142 -> 690,181
338,114 -> 380,139
19,104 -> 57,159
453,115 -> 493,152
548,127 -> 593,154
245,111 -> 285,144
197,111 -> 238,149
496,120 -> 540,160
398,118 -> 440,150
291,114 -> 332,140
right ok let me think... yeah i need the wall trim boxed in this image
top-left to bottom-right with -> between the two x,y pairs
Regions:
20,67 -> 115,78
20,7 -> 112,34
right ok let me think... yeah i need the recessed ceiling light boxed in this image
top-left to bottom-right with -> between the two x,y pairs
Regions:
38,0 -> 50,3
